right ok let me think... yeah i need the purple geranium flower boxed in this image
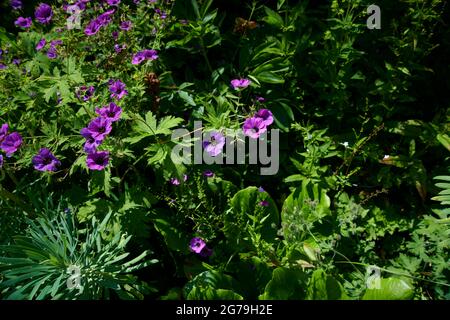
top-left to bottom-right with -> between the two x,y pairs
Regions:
36,38 -> 46,51
132,49 -> 158,65
231,78 -> 251,90
255,109 -> 274,126
95,103 -> 122,122
46,46 -> 57,59
50,40 -> 63,47
143,49 -> 158,60
169,174 -> 188,186
1,132 -> 22,157
15,17 -> 32,29
258,186 -> 265,193
119,21 -> 132,31
76,85 -> 95,101
32,148 -> 61,172
112,31 -> 119,40
35,3 -> 53,25
202,131 -> 225,157
189,237 -> 213,257
189,237 -> 206,254
107,0 -> 120,5
114,44 -> 126,53
12,59 -> 20,65
84,19 -> 101,36
203,170 -> 214,177
131,52 -> 146,65
0,64 -> 7,70
80,128 -> 102,153
87,117 -> 113,141
0,123 -> 8,143
155,8 -> 167,19
108,79 -> 128,100
0,154 -> 3,168
10,0 -> 23,10
242,117 -> 267,139
97,9 -> 115,26
86,151 -> 109,170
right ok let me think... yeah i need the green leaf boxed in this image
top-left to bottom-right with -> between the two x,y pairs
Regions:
178,91 -> 196,106
306,269 -> 348,300
263,6 -> 284,28
224,187 -> 279,244
184,270 -> 243,300
259,267 -> 308,300
254,71 -> 285,84
362,277 -> 414,300
436,134 -> 450,152
153,216 -> 190,254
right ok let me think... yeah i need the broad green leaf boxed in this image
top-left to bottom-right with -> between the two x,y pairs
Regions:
259,267 -> 308,300
263,6 -> 284,28
306,269 -> 348,300
362,277 -> 414,300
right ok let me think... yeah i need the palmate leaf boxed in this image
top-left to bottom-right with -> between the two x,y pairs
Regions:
125,112 -> 183,145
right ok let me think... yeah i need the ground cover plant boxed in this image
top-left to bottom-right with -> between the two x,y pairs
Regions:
0,0 -> 449,300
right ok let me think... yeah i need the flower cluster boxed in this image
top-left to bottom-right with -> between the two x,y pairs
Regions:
242,109 -> 274,139
80,100 -> 122,171
14,2 -> 53,29
189,237 -> 213,257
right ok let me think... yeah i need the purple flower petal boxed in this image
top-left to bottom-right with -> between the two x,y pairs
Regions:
95,102 -> 122,122
255,109 -> 274,126
86,151 -> 109,170
202,131 -> 225,157
36,38 -> 46,51
14,17 -> 32,29
32,148 -> 61,172
242,117 -> 267,139
87,117 -> 113,141
189,237 -> 206,254
1,132 -> 22,157
231,78 -> 251,90
35,3 -> 53,25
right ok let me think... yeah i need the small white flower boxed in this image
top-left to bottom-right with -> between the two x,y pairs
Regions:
383,155 -> 390,160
